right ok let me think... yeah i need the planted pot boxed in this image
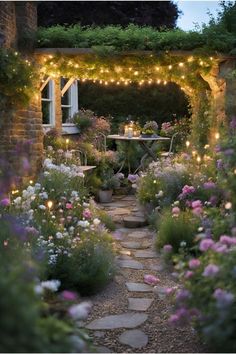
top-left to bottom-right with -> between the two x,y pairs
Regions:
98,189 -> 113,203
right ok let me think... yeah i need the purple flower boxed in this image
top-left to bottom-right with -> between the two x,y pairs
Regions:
188,258 -> 201,269
220,235 -> 236,246
209,195 -> 218,206
203,181 -> 216,189
0,198 -> 10,207
203,264 -> 219,277
182,185 -> 196,195
184,271 -> 194,279
61,290 -> 78,301
216,159 -> 223,169
192,200 -> 202,209
213,288 -> 234,307
224,148 -> 234,156
144,274 -> 160,285
163,244 -> 173,253
176,289 -> 191,302
212,242 -> 228,254
199,238 -> 215,252
128,174 -> 139,183
230,117 -> 236,129
169,307 -> 189,326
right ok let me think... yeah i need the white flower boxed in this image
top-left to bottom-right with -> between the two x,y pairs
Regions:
39,205 -> 46,210
64,151 -> 73,159
47,145 -> 53,151
156,190 -> 164,198
13,197 -> 22,205
68,301 -> 92,320
77,220 -> 90,228
41,279 -> 61,292
93,218 -> 101,226
34,183 -> 41,190
56,232 -> 63,239
34,284 -> 43,295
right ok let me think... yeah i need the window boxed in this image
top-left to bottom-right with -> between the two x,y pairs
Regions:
41,79 -> 55,125
61,78 -> 78,124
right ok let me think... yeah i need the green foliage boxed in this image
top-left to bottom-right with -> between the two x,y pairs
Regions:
0,217 -> 73,353
94,209 -> 116,231
37,22 -> 236,53
156,210 -> 199,253
72,109 -> 94,133
48,235 -> 115,296
0,49 -> 36,109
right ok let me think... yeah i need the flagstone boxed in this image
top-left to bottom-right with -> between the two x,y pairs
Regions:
118,329 -> 148,348
126,282 -> 153,292
128,298 -> 153,311
86,313 -> 148,330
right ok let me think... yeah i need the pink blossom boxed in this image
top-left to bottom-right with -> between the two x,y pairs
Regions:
172,207 -> 180,216
169,308 -> 189,326
163,244 -> 173,253
220,235 -> 236,246
199,238 -> 215,252
66,203 -> 73,209
192,206 -> 203,216
192,200 -> 202,209
188,258 -> 201,269
213,288 -> 234,307
61,290 -> 78,301
67,216 -> 72,222
176,289 -> 191,302
185,271 -> 194,279
203,264 -> 219,277
144,274 -> 160,285
165,287 -> 175,295
83,208 -> 92,219
212,242 -> 228,254
203,181 -> 216,189
182,185 -> 196,195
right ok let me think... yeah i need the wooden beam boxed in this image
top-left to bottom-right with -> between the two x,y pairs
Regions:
40,76 -> 51,92
61,78 -> 75,96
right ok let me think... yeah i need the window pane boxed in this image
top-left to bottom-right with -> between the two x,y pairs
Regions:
62,107 -> 70,123
61,78 -> 70,105
42,82 -> 50,99
42,101 -> 51,124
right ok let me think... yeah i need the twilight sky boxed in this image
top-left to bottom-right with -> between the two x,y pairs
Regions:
177,1 -> 222,30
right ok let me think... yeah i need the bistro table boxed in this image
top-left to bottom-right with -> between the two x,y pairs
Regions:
107,134 -> 170,173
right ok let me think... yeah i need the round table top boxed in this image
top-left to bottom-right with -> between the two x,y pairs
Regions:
107,134 -> 170,141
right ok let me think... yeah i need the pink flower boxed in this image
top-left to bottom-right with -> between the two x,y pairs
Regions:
172,207 -> 180,216
67,216 -> 72,222
176,289 -> 191,302
203,264 -> 219,277
213,288 -> 234,307
212,242 -> 228,254
169,308 -> 189,326
83,208 -> 92,219
68,301 -> 92,320
61,290 -> 78,301
192,206 -> 203,216
199,238 -> 215,252
182,185 -> 196,195
188,258 -> 201,269
144,274 -> 160,285
66,203 -> 73,209
192,200 -> 202,209
165,287 -> 175,295
203,181 -> 216,189
163,244 -> 173,253
220,235 -> 236,246
185,271 -> 194,279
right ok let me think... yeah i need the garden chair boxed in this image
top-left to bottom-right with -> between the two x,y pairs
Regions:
160,132 -> 179,158
94,132 -> 107,153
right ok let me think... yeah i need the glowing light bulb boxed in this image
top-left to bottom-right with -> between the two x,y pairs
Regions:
155,66 -> 160,71
179,62 -> 184,67
192,150 -> 197,157
47,201 -> 53,210
197,156 -> 201,163
164,81 -> 167,85
134,71 -> 139,76
168,65 -> 172,70
215,132 -> 220,140
29,180 -> 33,184
186,141 -> 190,148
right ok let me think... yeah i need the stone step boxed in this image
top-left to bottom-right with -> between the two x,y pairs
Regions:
123,216 -> 147,228
134,250 -> 157,258
118,259 -> 144,270
126,282 -> 153,292
128,298 -> 153,311
118,329 -> 148,349
86,313 -> 148,330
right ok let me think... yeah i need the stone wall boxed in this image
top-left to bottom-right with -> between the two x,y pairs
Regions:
0,2 -> 43,186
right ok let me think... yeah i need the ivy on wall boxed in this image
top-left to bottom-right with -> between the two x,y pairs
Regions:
0,49 -> 36,109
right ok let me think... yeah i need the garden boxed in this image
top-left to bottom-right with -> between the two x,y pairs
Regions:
1,1 -> 236,353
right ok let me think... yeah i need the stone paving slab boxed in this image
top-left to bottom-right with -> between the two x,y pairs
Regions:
86,313 -> 148,330
123,216 -> 147,228
128,298 -> 154,311
118,259 -> 144,270
108,208 -> 132,216
126,282 -> 153,292
128,231 -> 148,239
118,329 -> 148,349
134,250 -> 157,258
121,241 -> 142,249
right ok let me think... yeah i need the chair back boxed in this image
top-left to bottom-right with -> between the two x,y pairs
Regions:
168,132 -> 179,154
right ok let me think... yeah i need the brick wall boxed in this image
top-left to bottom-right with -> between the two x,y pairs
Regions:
0,2 -> 16,48
0,2 -> 43,186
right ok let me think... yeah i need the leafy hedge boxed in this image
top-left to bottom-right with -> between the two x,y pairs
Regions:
37,23 -> 236,54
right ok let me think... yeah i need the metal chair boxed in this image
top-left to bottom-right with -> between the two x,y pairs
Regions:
94,132 -> 107,153
160,132 -> 179,158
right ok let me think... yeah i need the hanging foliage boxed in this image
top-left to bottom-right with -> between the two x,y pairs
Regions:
0,49 -> 37,109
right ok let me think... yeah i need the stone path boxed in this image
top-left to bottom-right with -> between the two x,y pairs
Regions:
84,195 -> 205,353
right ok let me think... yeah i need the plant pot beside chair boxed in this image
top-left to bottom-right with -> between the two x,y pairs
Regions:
98,189 -> 113,203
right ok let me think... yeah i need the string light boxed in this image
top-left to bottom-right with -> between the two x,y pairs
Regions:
186,140 -> 190,148
215,132 -> 220,140
197,156 -> 201,163
47,200 -> 53,210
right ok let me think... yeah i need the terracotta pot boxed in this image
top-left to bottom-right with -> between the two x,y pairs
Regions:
98,189 -> 113,203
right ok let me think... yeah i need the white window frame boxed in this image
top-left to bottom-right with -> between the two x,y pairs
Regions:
61,79 -> 78,125
41,79 -> 55,127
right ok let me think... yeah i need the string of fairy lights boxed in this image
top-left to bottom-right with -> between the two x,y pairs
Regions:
39,53 -> 214,91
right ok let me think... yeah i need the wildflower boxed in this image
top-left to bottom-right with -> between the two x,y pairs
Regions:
212,242 -> 228,253
225,202 -> 232,210
172,206 -> 180,216
169,308 -> 189,326
163,244 -> 173,253
66,202 -> 73,209
176,289 -> 191,302
199,238 -> 214,252
93,218 -> 101,226
61,290 -> 78,301
0,198 -> 10,206
188,258 -> 201,269
77,220 -> 90,228
68,301 -> 92,320
213,288 -> 234,307
128,174 -> 139,184
203,181 -> 216,189
41,279 -> 61,292
83,208 -> 92,218
56,232 -> 63,239
203,264 -> 219,277
144,274 -> 160,285
184,271 -> 194,279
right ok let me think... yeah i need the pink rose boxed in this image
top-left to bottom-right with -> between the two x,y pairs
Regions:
83,208 -> 92,219
66,203 -> 73,209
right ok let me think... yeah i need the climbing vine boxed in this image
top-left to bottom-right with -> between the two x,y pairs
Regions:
0,49 -> 37,109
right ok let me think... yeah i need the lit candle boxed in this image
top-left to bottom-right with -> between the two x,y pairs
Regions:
47,200 -> 53,210
128,127 -> 133,138
186,141 -> 190,148
124,125 -> 129,136
66,138 -> 69,149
